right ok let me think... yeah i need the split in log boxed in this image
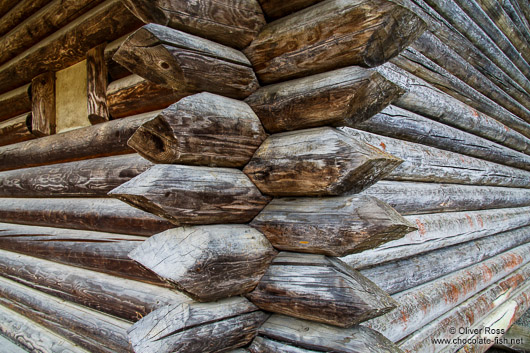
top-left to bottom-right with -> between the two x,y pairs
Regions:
257,0 -> 324,20
109,164 -> 271,225
0,154 -> 152,198
0,222 -> 165,286
113,23 -> 259,100
340,128 -> 530,188
0,198 -> 173,236
0,85 -> 31,123
31,71 -> 56,137
243,0 -> 426,84
358,105 -> 530,170
129,225 -> 277,301
342,206 -> 530,269
492,325 -> 530,353
128,297 -> 269,353
120,0 -> 265,49
247,252 -> 397,327
0,113 -> 34,147
0,0 -> 51,38
86,44 -> 109,124
250,314 -> 403,353
250,195 -> 416,256
0,249 -> 188,322
244,66 -> 404,133
0,304 -> 90,353
361,181 -> 530,215
127,92 -> 267,167
0,276 -> 132,353
243,127 -> 403,196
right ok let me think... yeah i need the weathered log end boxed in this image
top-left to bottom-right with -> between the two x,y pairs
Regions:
127,92 -> 267,167
108,164 -> 271,225
129,225 -> 277,301
249,314 -> 404,353
113,24 -> 259,99
251,195 -> 416,256
128,297 -> 269,353
246,252 -> 397,327
245,67 -> 405,133
243,127 -> 403,196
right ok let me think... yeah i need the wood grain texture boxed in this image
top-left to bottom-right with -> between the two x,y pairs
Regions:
130,225 -> 277,301
251,195 -> 416,256
493,324 -> 530,353
244,0 -> 426,84
0,0 -> 52,37
128,93 -> 266,167
128,297 -> 269,353
245,66 -> 404,133
109,164 -> 271,225
0,114 -> 34,147
247,252 -> 397,327
87,44 -> 109,124
0,85 -> 31,123
257,0 -> 324,20
243,127 -> 402,196
121,0 -> 266,49
250,314 -> 403,353
0,0 -> 18,18
113,24 -> 259,99
31,71 -> 56,137
0,249 -> 188,322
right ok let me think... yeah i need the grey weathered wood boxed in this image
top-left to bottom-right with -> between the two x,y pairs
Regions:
244,0 -> 425,84
31,71 -> 56,137
128,93 -> 266,167
361,181 -> 530,215
244,66 -> 404,133
109,164 -> 270,225
256,0 -> 324,20
87,44 -> 110,124
243,127 -> 402,196
121,0 -> 265,49
493,325 -> 530,353
0,85 -> 31,123
129,225 -> 277,301
128,297 -> 269,353
0,113 -> 34,147
250,195 -> 416,256
113,24 -> 259,99
250,314 -> 403,353
247,252 -> 397,327
340,128 -> 530,188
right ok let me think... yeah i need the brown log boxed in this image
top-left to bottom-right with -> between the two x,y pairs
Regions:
128,93 -> 266,167
250,195 -> 416,256
247,252 -> 397,327
87,44 -> 109,124
250,314 -> 403,353
0,114 -> 34,147
244,0 -> 426,84
129,225 -> 277,301
109,164 -> 270,225
31,71 -> 56,137
244,66 -> 404,133
0,85 -> 31,123
113,24 -> 259,100
0,0 -> 18,18
257,0 -> 324,20
0,0 -> 51,37
243,127 -> 402,196
121,0 -> 265,49
128,297 -> 269,353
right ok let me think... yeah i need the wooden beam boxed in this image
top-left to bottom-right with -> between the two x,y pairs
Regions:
128,298 -> 269,353
0,85 -> 31,123
244,0 -> 426,84
250,314 -> 403,353
127,93 -> 267,167
257,0 -> 324,20
247,252 -> 397,327
129,225 -> 277,301
0,114 -> 35,147
121,0 -> 266,49
31,71 -> 56,137
250,195 -> 416,256
243,127 -> 402,197
109,164 -> 270,225
0,0 -> 18,18
244,66 -> 404,133
113,24 -> 259,100
87,44 -> 109,124
0,0 -> 52,38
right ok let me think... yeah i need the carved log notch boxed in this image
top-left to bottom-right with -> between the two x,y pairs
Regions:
31,71 -> 56,136
87,43 -> 109,124
108,164 -> 271,225
247,252 -> 397,327
121,0 -> 266,49
128,297 -> 269,353
245,66 -> 404,133
251,195 -> 416,256
113,24 -> 259,99
244,0 -> 426,84
129,225 -> 277,301
128,93 -> 267,167
243,127 -> 402,196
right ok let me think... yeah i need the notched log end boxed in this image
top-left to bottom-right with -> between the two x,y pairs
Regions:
127,119 -> 180,164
